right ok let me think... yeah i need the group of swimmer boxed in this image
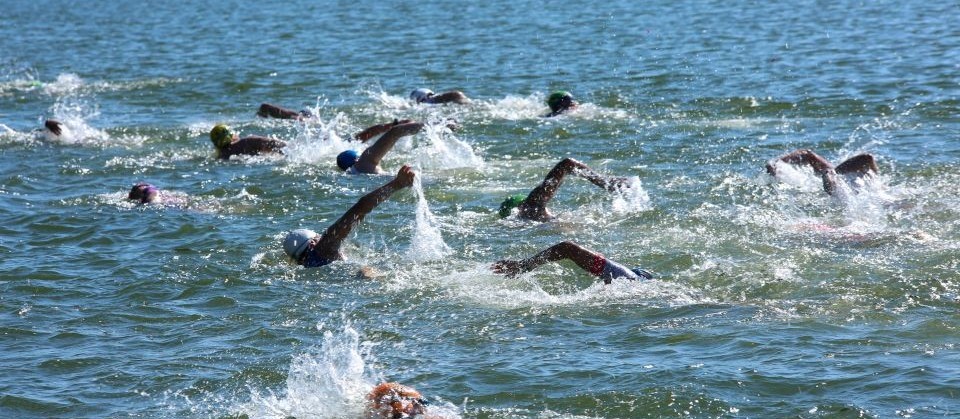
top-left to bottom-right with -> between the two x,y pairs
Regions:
43,87 -> 879,418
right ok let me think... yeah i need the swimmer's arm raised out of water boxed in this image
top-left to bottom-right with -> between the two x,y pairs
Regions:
766,149 -> 839,195
314,165 -> 416,259
353,121 -> 423,174
491,240 -> 598,278
522,158 -> 628,209
354,119 -> 414,142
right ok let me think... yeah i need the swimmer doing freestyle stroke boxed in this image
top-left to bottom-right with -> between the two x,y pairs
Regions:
498,158 -> 631,221
282,165 -> 416,267
766,149 -> 878,196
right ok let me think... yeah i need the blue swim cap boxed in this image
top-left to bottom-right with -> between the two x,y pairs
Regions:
337,150 -> 359,171
631,267 -> 654,280
283,229 -> 318,260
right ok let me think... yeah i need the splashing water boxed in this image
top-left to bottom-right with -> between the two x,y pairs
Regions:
610,176 -> 653,214
284,112 -> 356,166
43,94 -> 109,145
405,120 -> 484,170
237,326 -> 374,419
406,173 -> 451,262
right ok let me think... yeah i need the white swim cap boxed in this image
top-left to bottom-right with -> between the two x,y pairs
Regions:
410,88 -> 434,103
283,229 -> 318,260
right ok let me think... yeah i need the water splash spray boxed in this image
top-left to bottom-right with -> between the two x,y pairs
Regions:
407,172 -> 451,262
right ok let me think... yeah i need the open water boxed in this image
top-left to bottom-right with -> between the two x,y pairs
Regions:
1,0 -> 959,417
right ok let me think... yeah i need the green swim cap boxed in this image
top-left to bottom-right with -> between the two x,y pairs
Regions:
498,194 -> 526,218
210,124 -> 233,149
547,91 -> 573,113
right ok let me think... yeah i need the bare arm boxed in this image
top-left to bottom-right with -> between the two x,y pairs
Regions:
314,165 -> 415,258
425,91 -> 470,104
230,136 -> 287,156
353,121 -> 423,174
766,149 -> 834,175
354,119 -> 414,142
491,240 -> 599,278
257,103 -> 304,120
522,158 -> 623,206
766,149 -> 839,195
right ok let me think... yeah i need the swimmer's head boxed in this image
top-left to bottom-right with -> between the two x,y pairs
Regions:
547,91 -> 576,113
631,267 -> 654,280
336,149 -> 359,171
410,88 -> 434,103
128,182 -> 159,204
283,228 -> 318,261
368,382 -> 427,418
210,124 -> 233,149
498,194 -> 526,218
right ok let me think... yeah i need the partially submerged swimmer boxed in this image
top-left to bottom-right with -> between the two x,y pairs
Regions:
209,124 -> 286,160
256,102 -> 312,120
368,382 -> 428,418
128,182 -> 160,204
766,149 -> 878,196
410,88 -> 470,105
499,158 -> 630,221
336,120 -> 423,174
544,91 -> 578,117
492,240 -> 653,284
282,165 -> 416,267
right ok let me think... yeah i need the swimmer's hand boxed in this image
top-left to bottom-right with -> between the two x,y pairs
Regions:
45,119 -> 62,136
393,165 -> 415,188
491,260 -> 523,277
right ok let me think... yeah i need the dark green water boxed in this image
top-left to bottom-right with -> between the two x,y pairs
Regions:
1,0 -> 958,417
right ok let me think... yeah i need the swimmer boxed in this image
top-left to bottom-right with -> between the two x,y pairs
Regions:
256,102 -> 312,120
492,240 -> 653,284
367,382 -> 429,418
282,165 -> 416,267
209,124 -> 286,160
128,182 -> 159,204
544,91 -> 578,117
766,149 -> 878,196
410,88 -> 470,105
336,120 -> 423,174
498,158 -> 630,221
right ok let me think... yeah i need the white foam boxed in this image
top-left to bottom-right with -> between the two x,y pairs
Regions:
403,121 -> 484,170
236,326 -> 373,419
406,174 -> 452,262
610,176 -> 653,214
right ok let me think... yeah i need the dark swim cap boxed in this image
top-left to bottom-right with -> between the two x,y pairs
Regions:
337,150 -> 359,170
547,91 -> 574,113
498,194 -> 526,218
128,182 -> 159,204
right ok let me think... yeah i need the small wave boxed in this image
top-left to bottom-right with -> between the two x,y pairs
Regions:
37,72 -> 183,96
